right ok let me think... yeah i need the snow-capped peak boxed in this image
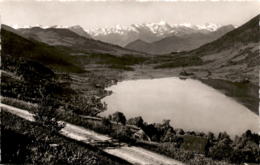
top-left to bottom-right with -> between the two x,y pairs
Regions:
50,25 -> 69,29
10,22 -> 223,35
11,24 -> 72,29
158,20 -> 168,26
86,21 -> 223,37
196,23 -> 221,31
10,24 -> 51,29
68,25 -> 83,29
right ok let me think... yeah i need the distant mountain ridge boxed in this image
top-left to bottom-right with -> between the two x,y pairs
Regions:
11,24 -> 92,39
69,25 -> 92,39
17,26 -> 144,56
86,22 -> 230,46
126,25 -> 235,54
11,23 -> 235,52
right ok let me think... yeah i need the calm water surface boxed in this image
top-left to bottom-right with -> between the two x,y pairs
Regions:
101,77 -> 259,136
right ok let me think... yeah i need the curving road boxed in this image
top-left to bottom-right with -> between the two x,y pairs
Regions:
1,103 -> 185,165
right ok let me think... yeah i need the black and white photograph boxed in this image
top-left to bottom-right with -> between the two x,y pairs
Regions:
0,0 -> 259,164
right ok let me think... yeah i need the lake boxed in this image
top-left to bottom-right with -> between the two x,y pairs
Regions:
101,77 -> 259,136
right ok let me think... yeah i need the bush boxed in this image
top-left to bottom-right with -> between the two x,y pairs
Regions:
111,111 -> 126,125
101,118 -> 112,131
34,96 -> 64,135
180,135 -> 208,154
208,139 -> 233,161
110,126 -> 135,143
65,95 -> 107,116
127,116 -> 144,128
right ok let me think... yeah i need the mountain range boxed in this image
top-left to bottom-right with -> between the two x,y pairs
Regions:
125,25 -> 235,54
17,26 -> 143,56
13,22 -> 235,55
2,24 -> 147,74
86,22 -> 224,46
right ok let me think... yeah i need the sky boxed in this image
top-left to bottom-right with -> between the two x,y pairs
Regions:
0,0 -> 259,28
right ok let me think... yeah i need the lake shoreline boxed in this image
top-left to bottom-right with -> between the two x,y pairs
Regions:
103,66 -> 258,115
102,75 -> 259,137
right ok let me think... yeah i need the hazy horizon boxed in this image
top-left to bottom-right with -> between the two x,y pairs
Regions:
0,1 -> 259,29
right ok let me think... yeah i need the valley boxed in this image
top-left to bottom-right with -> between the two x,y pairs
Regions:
1,11 -> 259,165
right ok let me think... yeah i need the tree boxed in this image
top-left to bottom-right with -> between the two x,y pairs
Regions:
218,132 -> 231,142
113,126 -> 132,142
66,95 -> 107,116
230,130 -> 260,163
207,132 -> 215,141
127,116 -> 144,128
208,136 -> 233,161
162,128 -> 176,142
162,119 -> 171,127
101,118 -> 112,130
111,112 -> 126,125
177,129 -> 185,135
230,147 -> 245,163
205,132 -> 216,156
143,124 -> 159,141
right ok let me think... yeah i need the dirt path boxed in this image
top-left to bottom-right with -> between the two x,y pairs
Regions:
1,103 -> 35,121
1,103 -> 185,165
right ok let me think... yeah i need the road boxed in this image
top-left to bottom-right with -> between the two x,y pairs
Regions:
1,103 -> 185,165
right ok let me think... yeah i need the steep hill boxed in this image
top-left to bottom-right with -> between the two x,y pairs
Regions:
190,14 -> 259,84
191,16 -> 259,55
1,25 -> 83,73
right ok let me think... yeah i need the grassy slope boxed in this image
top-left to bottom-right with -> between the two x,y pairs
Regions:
191,14 -> 259,56
154,15 -> 259,69
200,79 -> 259,114
1,111 -> 131,165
